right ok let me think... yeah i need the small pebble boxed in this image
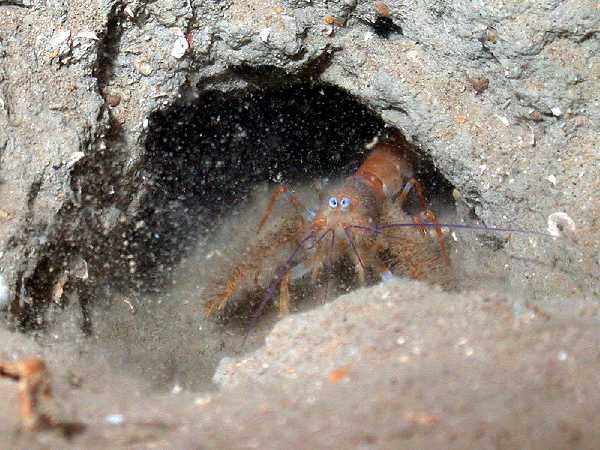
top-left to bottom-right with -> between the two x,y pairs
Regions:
107,93 -> 121,107
135,60 -> 153,76
547,212 -> 576,238
194,395 -> 212,406
259,28 -> 271,43
551,106 -> 562,117
483,29 -> 497,44
470,77 -> 489,94
105,414 -> 125,425
75,31 -> 99,40
124,5 -> 135,18
529,110 -> 542,121
49,30 -> 71,50
374,1 -> 391,17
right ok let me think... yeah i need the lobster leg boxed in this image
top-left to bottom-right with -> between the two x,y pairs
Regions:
397,177 -> 450,265
310,237 -> 329,283
414,210 -> 450,266
204,217 -> 304,317
278,272 -> 290,317
378,200 -> 456,288
204,266 -> 246,316
257,185 -> 308,233
0,358 -> 52,430
370,238 -> 396,282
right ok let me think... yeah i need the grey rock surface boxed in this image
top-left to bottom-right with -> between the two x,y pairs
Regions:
0,0 -> 599,448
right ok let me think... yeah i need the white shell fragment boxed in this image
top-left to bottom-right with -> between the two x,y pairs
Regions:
259,28 -> 271,43
135,59 -> 153,76
124,5 -> 135,18
104,414 -> 125,425
171,28 -> 189,59
70,255 -> 89,280
547,212 -> 576,238
494,114 -> 510,127
551,106 -> 562,117
75,31 -> 99,40
546,174 -> 557,186
0,274 -> 10,310
49,30 -> 71,49
48,30 -> 72,60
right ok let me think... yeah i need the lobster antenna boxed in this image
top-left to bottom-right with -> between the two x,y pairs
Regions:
350,222 -> 554,238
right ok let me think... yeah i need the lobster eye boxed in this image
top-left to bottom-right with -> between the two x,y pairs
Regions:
328,197 -> 338,209
340,197 -> 351,209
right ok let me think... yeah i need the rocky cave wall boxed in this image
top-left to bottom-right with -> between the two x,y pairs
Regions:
0,0 -> 599,326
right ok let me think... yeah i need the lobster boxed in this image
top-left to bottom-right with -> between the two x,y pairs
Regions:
203,135 -> 552,321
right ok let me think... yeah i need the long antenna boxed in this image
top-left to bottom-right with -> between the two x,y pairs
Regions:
349,222 -> 554,238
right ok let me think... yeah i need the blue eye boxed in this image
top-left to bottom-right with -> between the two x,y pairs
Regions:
340,197 -> 351,209
328,197 -> 338,208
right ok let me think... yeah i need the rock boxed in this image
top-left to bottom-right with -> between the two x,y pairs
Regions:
0,0 -> 599,446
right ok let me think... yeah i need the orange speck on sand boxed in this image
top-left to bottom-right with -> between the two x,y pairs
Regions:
328,367 -> 349,383
403,411 -> 440,426
455,114 -> 467,124
323,15 -> 335,25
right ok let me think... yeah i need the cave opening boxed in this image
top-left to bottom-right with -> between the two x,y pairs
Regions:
19,81 -> 458,329
14,80 -> 458,390
136,81 -> 456,296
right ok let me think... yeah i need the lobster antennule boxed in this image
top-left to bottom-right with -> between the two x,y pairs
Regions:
241,229 -> 334,347
243,228 -> 334,331
343,227 -> 366,270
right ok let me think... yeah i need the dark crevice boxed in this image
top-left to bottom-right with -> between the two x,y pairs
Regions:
26,178 -> 42,210
577,30 -> 598,43
93,3 -> 126,92
358,16 -> 403,38
12,4 -> 131,330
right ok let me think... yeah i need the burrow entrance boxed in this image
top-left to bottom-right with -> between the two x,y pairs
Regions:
138,82 -> 456,291
113,81 -> 456,389
21,81 -> 457,391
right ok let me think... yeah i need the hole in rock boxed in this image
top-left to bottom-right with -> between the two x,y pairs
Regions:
113,82 -> 455,388
25,82 -> 458,391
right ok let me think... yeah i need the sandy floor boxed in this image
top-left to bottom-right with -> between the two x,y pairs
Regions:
2,184 -> 598,450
